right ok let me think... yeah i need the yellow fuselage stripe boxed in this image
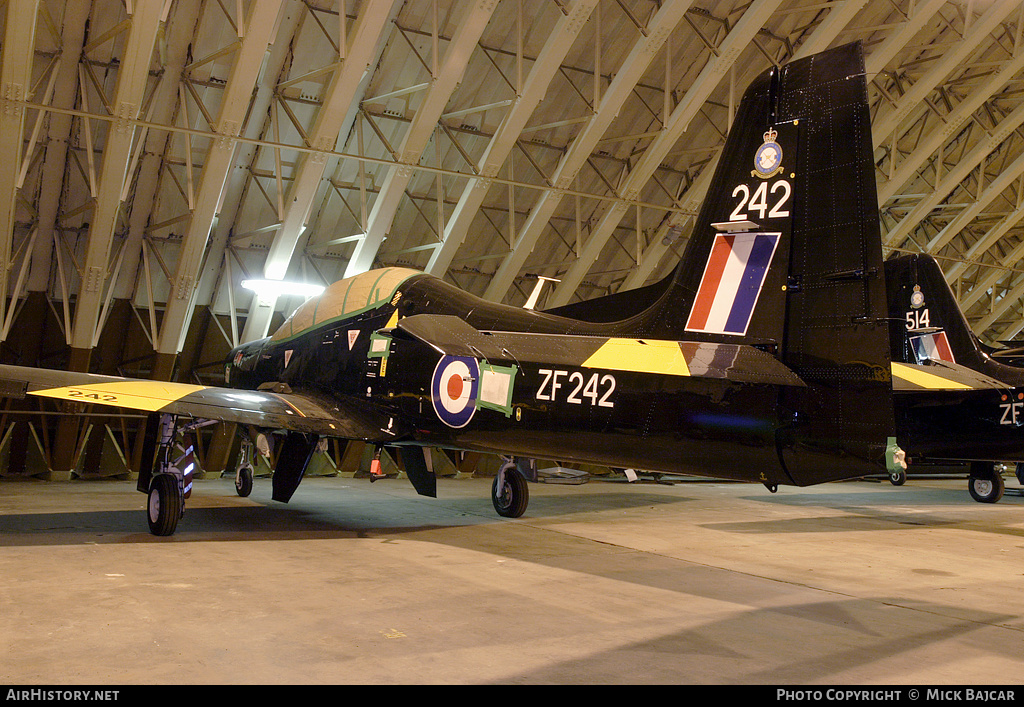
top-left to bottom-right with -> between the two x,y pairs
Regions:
583,338 -> 690,376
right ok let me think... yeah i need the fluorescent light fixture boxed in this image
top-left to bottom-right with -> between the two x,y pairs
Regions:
240,279 -> 325,299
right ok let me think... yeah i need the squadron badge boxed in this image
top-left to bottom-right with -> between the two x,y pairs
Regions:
753,127 -> 784,179
911,284 -> 925,309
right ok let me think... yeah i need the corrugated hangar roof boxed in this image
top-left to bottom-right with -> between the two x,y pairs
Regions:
3,0 -> 1024,380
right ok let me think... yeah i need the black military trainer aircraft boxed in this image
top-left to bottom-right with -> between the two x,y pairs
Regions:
886,251 -> 1024,502
0,43 -> 904,535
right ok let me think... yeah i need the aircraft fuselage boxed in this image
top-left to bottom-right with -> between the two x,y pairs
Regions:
226,272 -> 789,485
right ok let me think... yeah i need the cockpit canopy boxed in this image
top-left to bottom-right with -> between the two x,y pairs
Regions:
270,267 -> 421,342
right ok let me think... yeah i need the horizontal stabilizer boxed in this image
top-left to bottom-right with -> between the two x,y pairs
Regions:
891,361 -> 1011,392
396,314 -> 805,387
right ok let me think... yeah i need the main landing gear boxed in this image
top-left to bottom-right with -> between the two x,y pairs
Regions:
968,461 -> 1005,504
147,472 -> 183,537
141,415 -> 216,536
492,457 -> 533,518
489,457 -> 592,517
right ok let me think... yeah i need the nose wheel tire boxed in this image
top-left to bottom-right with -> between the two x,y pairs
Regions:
147,474 -> 184,536
492,470 -> 528,518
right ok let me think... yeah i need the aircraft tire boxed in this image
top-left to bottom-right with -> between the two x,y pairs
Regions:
492,470 -> 528,518
147,474 -> 183,536
235,465 -> 253,497
968,473 -> 1004,504
889,469 -> 906,486
1016,463 -> 1024,486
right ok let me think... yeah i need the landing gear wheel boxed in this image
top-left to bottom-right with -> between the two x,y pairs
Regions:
889,468 -> 907,486
235,465 -> 253,497
147,474 -> 183,536
1015,463 -> 1024,486
968,465 -> 1004,504
492,469 -> 528,518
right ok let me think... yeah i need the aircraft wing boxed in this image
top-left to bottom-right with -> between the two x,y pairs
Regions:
0,363 -> 398,441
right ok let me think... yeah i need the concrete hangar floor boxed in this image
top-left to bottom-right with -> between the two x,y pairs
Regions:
3,471 -> 1024,685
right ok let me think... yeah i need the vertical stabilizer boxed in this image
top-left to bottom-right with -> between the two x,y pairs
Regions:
887,253 -> 985,367
887,253 -> 1024,386
655,43 -> 895,484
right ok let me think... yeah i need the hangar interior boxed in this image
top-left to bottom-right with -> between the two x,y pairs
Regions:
1,0 -> 1024,480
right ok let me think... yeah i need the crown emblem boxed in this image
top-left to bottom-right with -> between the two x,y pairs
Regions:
763,127 -> 778,144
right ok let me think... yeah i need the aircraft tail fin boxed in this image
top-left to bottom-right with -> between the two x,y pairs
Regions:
886,253 -> 984,367
649,42 -> 895,484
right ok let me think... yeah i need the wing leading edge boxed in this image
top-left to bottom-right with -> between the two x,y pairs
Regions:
0,363 -> 395,441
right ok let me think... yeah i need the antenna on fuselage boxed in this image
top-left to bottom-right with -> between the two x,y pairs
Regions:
523,275 -> 561,310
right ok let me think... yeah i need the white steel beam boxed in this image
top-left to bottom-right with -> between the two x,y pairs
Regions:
788,0 -> 867,59
950,207 -> 1024,310
424,0 -> 598,277
871,1 -> 1018,151
260,0 -> 397,283
923,149 -> 1024,254
972,273 -> 1024,335
342,0 -> 499,279
883,98 -> 1024,250
156,0 -> 284,356
618,154 -> 717,291
877,49 -> 1024,206
0,0 -> 41,338
68,0 -> 165,353
862,0 -> 946,80
481,0 -> 695,303
997,317 -> 1024,344
546,0 -> 782,307
238,0 -> 399,343
26,2 -> 90,295
110,1 -> 203,304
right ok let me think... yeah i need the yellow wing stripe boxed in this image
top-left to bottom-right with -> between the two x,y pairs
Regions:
31,381 -> 208,412
583,338 -> 690,376
890,362 -> 973,390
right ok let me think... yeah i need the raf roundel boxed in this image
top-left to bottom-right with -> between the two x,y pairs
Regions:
431,355 -> 480,428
